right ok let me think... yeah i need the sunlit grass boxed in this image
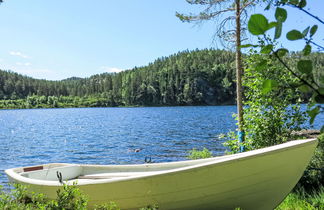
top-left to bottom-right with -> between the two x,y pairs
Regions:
276,188 -> 324,210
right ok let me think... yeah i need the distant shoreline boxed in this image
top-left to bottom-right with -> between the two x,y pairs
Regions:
0,100 -> 236,110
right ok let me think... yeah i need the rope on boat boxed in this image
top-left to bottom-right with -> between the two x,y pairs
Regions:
56,171 -> 63,184
145,156 -> 152,163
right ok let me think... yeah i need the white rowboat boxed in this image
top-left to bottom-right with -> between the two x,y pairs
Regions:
5,138 -> 317,210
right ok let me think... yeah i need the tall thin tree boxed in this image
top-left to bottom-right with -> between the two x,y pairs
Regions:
177,0 -> 257,151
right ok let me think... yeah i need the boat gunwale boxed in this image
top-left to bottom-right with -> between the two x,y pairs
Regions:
5,138 -> 318,186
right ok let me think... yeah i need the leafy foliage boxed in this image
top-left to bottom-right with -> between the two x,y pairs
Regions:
276,188 -> 324,210
222,131 -> 247,154
0,183 -> 88,210
248,14 -> 275,35
48,183 -> 88,210
223,52 -> 307,151
246,0 -> 324,129
94,202 -> 121,210
138,204 -> 159,210
0,183 -> 160,210
296,133 -> 324,193
187,148 -> 213,159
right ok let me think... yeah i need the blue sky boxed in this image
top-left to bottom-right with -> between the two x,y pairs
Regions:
0,0 -> 322,80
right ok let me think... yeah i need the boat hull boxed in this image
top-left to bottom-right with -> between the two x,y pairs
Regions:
5,139 -> 318,210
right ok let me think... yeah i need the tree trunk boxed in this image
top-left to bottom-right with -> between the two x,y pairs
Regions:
235,0 -> 245,151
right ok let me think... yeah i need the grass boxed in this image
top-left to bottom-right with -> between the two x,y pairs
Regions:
0,183 -> 159,210
276,188 -> 324,210
0,183 -> 323,209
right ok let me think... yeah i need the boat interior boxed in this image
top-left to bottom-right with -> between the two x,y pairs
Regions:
16,157 -> 218,183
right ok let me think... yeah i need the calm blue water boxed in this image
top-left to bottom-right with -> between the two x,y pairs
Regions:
0,106 -> 323,186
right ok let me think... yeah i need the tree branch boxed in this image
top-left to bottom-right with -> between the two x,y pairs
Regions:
273,52 -> 323,97
262,34 -> 323,97
239,0 -> 257,15
308,40 -> 324,52
186,0 -> 229,5
176,8 -> 234,22
287,3 -> 324,25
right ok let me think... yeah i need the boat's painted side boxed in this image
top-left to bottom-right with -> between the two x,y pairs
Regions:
5,139 -> 318,210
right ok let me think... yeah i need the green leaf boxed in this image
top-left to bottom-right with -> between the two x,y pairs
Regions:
320,125 -> 324,133
302,26 -> 310,37
289,0 -> 299,5
298,0 -> 307,8
319,87 -> 324,95
302,44 -> 312,56
298,84 -> 310,93
261,44 -> 273,54
307,106 -> 320,124
248,14 -> 269,35
255,59 -> 268,71
275,7 -> 287,22
310,25 -> 318,37
286,30 -> 304,40
276,48 -> 289,57
262,79 -> 278,94
297,60 -> 313,74
262,80 -> 272,94
275,22 -> 282,39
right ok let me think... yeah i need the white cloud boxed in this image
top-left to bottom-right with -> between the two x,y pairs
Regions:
100,66 -> 124,73
1,62 -> 59,79
13,68 -> 61,80
16,62 -> 32,66
9,51 -> 30,59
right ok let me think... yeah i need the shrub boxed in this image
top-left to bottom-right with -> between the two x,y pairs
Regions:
187,148 -> 212,159
0,183 -> 160,210
139,204 -> 159,210
242,53 -> 307,149
0,183 -> 88,210
276,192 -> 316,210
276,187 -> 324,210
0,184 -> 48,209
296,133 -> 324,193
48,183 -> 88,210
94,201 -> 120,210
222,52 -> 309,154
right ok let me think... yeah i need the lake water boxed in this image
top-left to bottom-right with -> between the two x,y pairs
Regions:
0,106 -> 323,186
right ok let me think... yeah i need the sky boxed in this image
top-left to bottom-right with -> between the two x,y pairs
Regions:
0,0 -> 323,80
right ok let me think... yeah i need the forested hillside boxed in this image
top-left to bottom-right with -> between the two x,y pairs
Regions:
0,49 -> 237,108
0,49 -> 323,109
